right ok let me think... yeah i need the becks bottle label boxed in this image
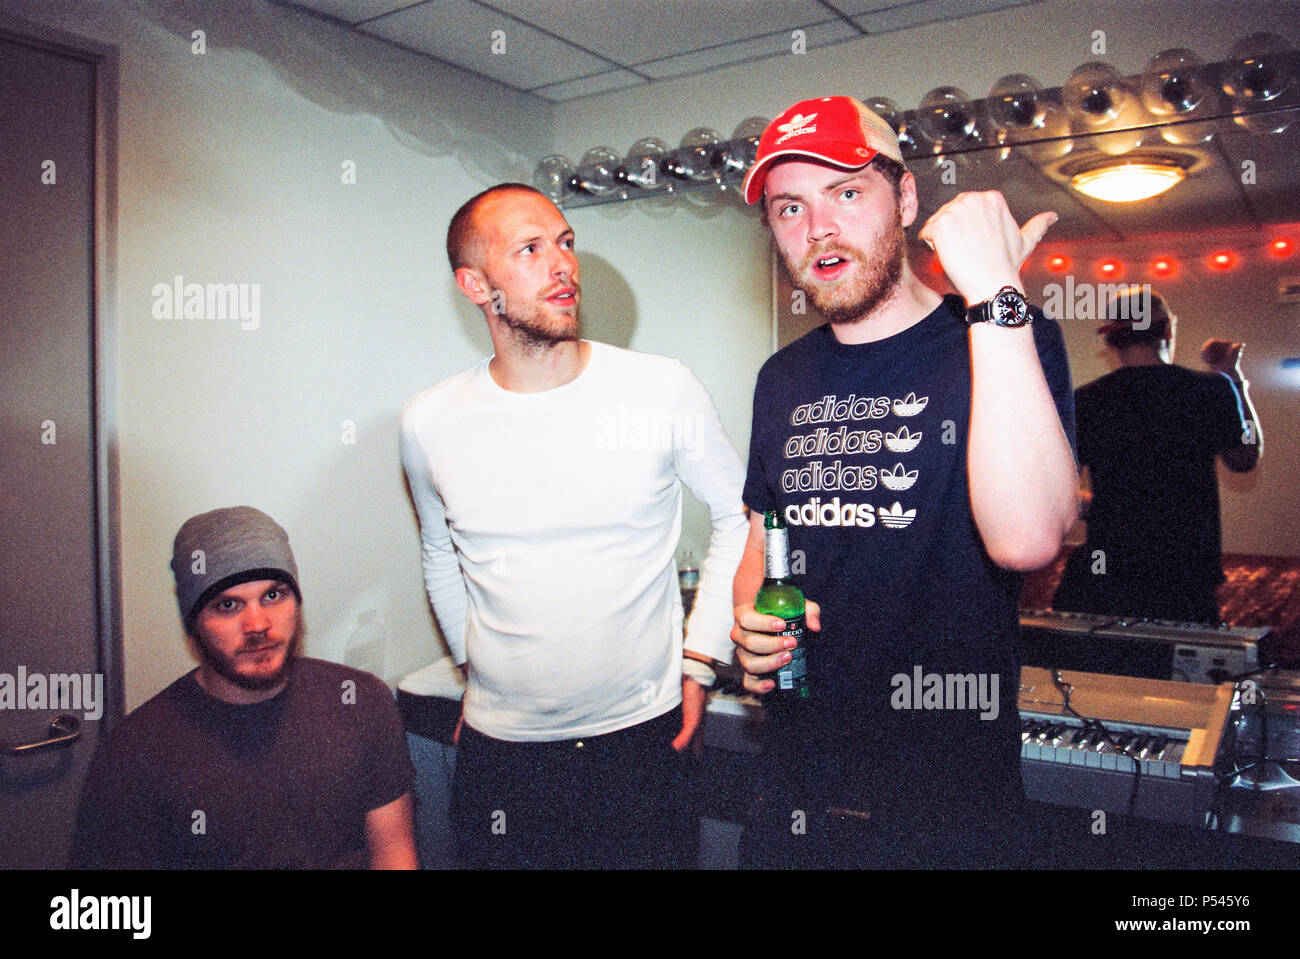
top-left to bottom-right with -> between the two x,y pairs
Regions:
775,616 -> 806,690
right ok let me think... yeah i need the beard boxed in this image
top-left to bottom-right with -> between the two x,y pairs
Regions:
782,206 -> 907,326
495,284 -> 582,351
195,619 -> 302,692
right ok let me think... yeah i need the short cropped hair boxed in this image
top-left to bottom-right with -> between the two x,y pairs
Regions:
1103,288 -> 1174,350
445,182 -> 548,273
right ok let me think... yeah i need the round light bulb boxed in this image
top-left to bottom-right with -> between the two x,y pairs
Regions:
1141,48 -> 1208,116
989,74 -> 1045,130
624,137 -> 670,191
918,86 -> 979,147
1160,119 -> 1215,146
864,95 -> 900,128
1088,96 -> 1150,156
533,155 -> 577,202
675,128 -> 724,182
730,117 -> 768,166
576,147 -> 624,197
1223,32 -> 1292,104
1063,62 -> 1129,126
1024,102 -> 1074,163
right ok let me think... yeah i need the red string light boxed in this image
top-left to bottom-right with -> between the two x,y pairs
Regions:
1150,256 -> 1177,278
1030,234 -> 1293,279
1097,257 -> 1123,279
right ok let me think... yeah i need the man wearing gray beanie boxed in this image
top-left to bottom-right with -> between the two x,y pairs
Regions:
70,506 -> 418,869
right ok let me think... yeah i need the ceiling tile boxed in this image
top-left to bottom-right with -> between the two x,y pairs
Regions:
637,19 -> 860,81
359,0 -> 611,88
823,0 -> 908,15
479,0 -> 837,65
531,69 -> 646,102
279,0 -> 417,26
854,0 -> 1037,33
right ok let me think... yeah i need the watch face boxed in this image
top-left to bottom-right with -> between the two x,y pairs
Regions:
991,290 -> 1029,327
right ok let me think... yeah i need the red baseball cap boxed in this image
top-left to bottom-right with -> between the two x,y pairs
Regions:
743,95 -> 905,205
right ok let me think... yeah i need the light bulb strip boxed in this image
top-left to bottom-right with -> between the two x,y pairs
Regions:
548,43 -> 1299,209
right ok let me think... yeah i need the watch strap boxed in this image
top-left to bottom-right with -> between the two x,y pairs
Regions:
966,285 -> 1030,327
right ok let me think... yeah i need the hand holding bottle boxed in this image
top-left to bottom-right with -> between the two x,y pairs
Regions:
731,600 -> 822,694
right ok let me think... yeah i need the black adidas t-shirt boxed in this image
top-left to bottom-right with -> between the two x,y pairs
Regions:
743,294 -> 1075,809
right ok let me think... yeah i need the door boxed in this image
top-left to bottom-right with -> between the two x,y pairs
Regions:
0,27 -> 117,870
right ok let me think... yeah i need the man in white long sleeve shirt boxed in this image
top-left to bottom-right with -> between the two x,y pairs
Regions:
400,183 -> 747,868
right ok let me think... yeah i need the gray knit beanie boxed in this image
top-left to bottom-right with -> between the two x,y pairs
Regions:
170,506 -> 301,629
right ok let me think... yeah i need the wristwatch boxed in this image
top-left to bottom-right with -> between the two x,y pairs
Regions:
966,285 -> 1031,328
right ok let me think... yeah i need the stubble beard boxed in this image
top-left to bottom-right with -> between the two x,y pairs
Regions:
196,621 -> 302,692
784,207 -> 907,327
496,285 -> 582,353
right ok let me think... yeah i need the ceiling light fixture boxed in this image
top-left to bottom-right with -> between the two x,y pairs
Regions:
1067,154 -> 1193,202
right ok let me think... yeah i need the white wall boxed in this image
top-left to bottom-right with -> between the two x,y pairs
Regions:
7,0 -> 554,708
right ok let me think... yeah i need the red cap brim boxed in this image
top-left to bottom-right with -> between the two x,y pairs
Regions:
742,145 -> 879,205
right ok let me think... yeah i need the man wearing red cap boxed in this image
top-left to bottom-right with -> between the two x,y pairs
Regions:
730,96 -> 1079,867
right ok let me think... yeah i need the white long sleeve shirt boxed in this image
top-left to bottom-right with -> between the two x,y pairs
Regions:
400,341 -> 747,741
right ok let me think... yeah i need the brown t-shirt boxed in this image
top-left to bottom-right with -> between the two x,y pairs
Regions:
71,658 -> 414,869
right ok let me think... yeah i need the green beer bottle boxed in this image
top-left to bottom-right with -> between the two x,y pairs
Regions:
756,510 -> 809,699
